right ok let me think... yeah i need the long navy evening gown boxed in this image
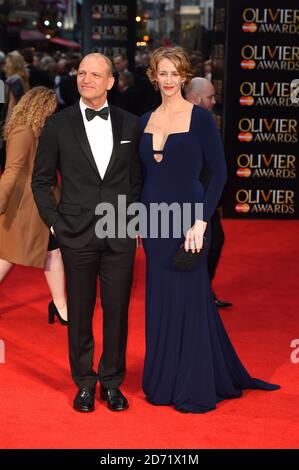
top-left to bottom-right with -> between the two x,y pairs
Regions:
139,106 -> 280,414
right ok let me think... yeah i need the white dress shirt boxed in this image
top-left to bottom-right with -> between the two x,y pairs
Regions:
79,98 -> 113,179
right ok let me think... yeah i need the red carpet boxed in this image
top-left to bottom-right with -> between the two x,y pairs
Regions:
0,219 -> 298,449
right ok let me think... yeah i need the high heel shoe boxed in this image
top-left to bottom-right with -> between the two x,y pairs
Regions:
48,301 -> 68,325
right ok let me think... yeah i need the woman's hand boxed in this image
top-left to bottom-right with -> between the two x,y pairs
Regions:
184,219 -> 207,253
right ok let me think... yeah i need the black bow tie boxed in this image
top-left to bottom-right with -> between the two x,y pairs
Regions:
85,106 -> 109,121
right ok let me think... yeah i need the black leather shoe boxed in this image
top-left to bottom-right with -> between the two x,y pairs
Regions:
213,292 -> 232,308
215,298 -> 233,308
100,386 -> 128,411
73,386 -> 96,412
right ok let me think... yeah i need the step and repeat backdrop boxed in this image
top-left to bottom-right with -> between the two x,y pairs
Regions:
212,0 -> 299,218
82,0 -> 136,70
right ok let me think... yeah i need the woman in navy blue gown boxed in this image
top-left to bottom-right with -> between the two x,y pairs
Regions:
139,47 -> 279,414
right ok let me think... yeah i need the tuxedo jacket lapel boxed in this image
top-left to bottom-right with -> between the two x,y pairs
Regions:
103,105 -> 123,181
68,103 -> 124,182
69,102 -> 102,179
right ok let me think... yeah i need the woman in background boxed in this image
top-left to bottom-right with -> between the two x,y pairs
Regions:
3,51 -> 29,123
0,86 -> 67,325
0,51 -> 29,171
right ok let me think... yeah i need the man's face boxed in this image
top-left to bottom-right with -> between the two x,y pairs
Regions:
33,55 -> 41,67
77,56 -> 114,103
113,56 -> 127,73
198,82 -> 216,112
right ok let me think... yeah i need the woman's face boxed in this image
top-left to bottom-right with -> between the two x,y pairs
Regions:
156,58 -> 184,98
4,57 -> 13,77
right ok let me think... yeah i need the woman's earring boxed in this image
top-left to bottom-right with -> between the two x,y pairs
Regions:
153,80 -> 159,91
181,82 -> 185,88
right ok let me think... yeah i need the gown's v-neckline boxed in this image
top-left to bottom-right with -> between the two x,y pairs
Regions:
144,105 -> 195,153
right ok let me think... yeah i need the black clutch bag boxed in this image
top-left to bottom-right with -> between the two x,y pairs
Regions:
173,237 -> 208,272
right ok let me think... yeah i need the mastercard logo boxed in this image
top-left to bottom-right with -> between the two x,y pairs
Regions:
239,96 -> 254,106
242,23 -> 257,33
238,132 -> 253,142
235,203 -> 250,213
237,168 -> 252,177
241,60 -> 256,69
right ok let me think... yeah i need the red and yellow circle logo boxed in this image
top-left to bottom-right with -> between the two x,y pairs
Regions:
238,132 -> 253,142
235,203 -> 250,213
242,23 -> 257,33
241,60 -> 256,69
239,96 -> 254,106
237,168 -> 252,177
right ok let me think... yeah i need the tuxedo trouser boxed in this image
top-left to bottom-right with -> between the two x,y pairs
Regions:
60,235 -> 136,389
207,209 -> 225,281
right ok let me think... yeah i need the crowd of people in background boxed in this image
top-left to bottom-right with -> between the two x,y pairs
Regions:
0,45 -> 231,309
0,47 -> 213,134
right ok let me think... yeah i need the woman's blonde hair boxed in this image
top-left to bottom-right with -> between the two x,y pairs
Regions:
5,51 -> 30,92
4,86 -> 57,139
147,47 -> 192,87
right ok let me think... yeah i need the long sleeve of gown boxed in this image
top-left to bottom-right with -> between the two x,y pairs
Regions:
197,109 -> 227,222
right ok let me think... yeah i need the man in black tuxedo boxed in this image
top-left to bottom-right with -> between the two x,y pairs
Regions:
32,53 -> 142,413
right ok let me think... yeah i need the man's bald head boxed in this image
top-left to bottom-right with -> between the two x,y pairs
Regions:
79,53 -> 113,77
185,77 -> 216,112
